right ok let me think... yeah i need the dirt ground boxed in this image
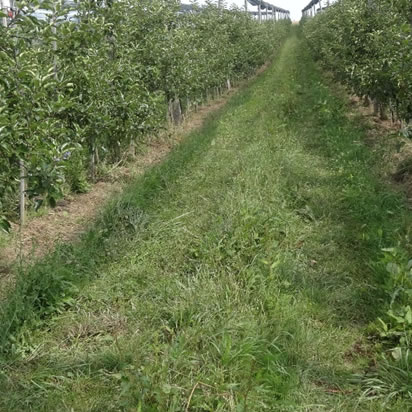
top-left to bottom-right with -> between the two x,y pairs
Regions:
346,95 -> 412,204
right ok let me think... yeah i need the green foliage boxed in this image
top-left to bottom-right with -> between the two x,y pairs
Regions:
361,248 -> 412,401
378,248 -> 412,356
302,0 -> 412,123
0,0 -> 290,223
0,215 -> 11,233
63,147 -> 90,193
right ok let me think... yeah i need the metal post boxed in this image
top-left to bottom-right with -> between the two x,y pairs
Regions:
19,160 -> 25,226
244,0 -> 247,14
52,9 -> 57,79
258,1 -> 261,23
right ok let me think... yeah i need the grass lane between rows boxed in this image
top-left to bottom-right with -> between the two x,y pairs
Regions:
1,32 -> 411,411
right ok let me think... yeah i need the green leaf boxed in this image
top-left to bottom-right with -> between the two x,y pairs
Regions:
386,262 -> 400,275
162,383 -> 172,394
405,306 -> 412,324
0,216 -> 11,234
391,347 -> 402,361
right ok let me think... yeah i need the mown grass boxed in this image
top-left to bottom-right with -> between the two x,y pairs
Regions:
0,31 -> 411,411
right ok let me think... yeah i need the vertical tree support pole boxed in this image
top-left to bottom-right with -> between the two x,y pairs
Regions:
19,160 -> 25,226
244,0 -> 247,15
258,1 -> 262,23
52,9 -> 57,79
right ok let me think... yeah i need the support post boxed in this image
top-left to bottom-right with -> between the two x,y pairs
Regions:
168,98 -> 182,125
52,8 -> 57,79
258,1 -> 261,23
19,160 -> 25,227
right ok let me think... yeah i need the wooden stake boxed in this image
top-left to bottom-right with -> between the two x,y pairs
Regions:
373,99 -> 379,116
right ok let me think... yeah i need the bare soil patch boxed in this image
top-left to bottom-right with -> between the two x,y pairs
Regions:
345,95 -> 412,204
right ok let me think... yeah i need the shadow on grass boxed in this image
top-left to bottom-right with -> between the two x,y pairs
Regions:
269,38 -> 411,326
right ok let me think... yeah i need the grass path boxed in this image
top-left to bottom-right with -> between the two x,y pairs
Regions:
1,33 -> 411,411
